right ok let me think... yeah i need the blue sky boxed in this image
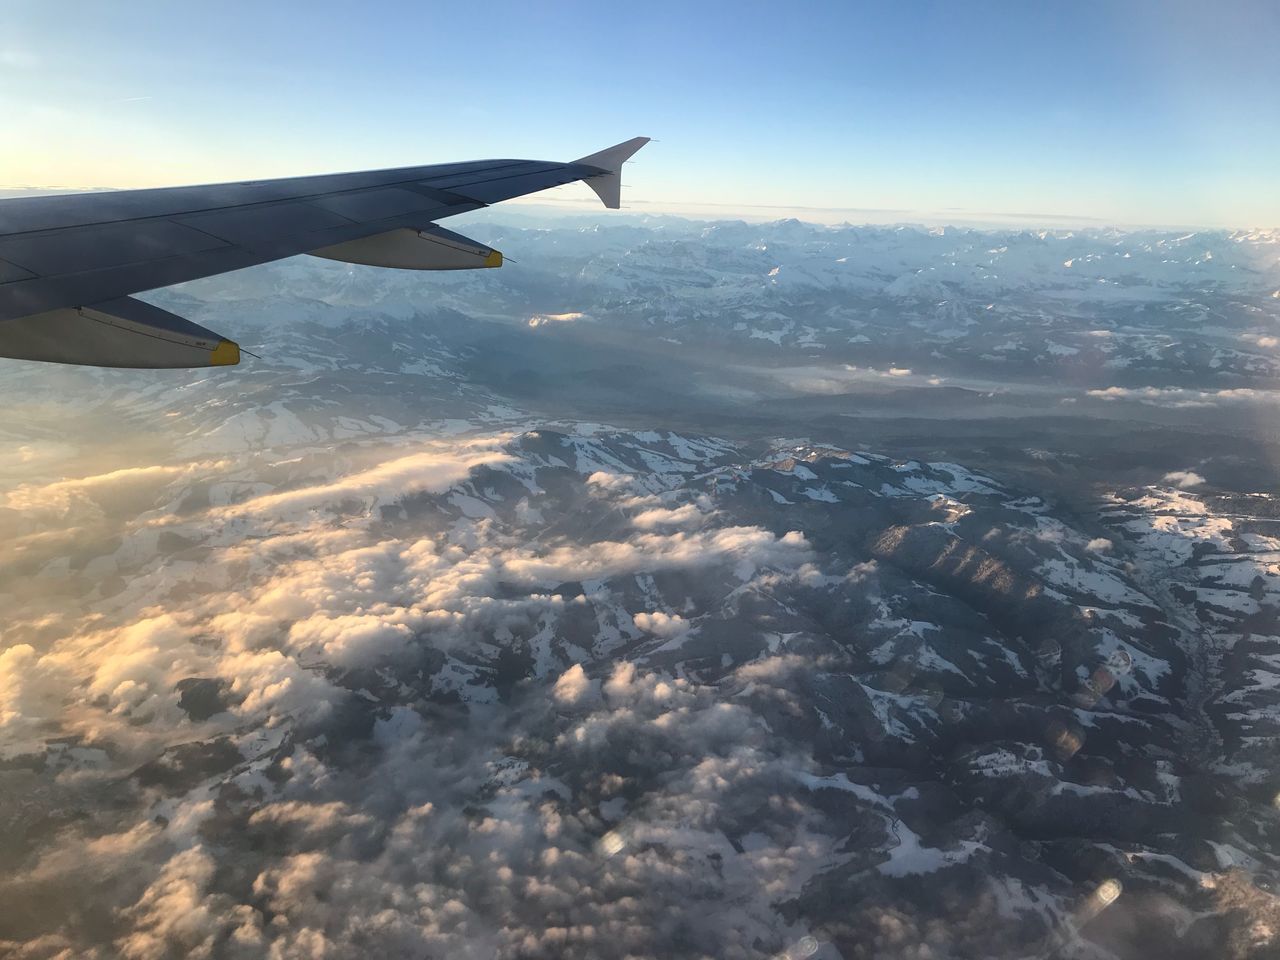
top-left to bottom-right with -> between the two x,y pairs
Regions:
3,0 -> 1277,227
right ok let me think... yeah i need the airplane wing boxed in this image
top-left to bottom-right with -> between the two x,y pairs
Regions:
0,137 -> 648,368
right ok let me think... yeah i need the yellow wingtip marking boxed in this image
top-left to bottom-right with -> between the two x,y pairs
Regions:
484,249 -> 503,268
210,340 -> 240,366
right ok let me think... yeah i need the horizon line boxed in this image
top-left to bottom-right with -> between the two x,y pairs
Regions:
1,184 -> 1275,235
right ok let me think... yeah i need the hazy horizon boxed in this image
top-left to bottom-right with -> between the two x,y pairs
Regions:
4,0 -> 1278,228
2,184 -> 1276,234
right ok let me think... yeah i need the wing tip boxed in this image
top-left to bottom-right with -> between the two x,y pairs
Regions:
574,136 -> 651,170
575,137 -> 650,209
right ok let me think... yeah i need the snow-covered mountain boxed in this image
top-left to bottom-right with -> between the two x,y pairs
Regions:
3,217 -> 1279,454
3,216 -> 1280,958
5,426 -> 1280,958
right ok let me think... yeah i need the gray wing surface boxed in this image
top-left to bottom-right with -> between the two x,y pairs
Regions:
0,137 -> 647,368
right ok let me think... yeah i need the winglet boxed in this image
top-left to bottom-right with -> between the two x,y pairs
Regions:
574,136 -> 650,209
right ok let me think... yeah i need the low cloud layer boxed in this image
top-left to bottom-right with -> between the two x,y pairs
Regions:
2,426 -> 1270,959
0,430 -> 848,958
1086,385 -> 1280,409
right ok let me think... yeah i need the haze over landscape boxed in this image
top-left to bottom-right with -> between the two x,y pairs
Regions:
3,1 -> 1280,958
0,212 -> 1278,957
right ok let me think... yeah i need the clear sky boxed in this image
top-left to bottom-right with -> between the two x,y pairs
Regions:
2,0 -> 1277,228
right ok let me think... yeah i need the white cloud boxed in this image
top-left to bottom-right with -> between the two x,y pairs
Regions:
4,461 -> 227,517
602,661 -> 638,702
632,611 -> 690,639
586,471 -> 636,494
247,801 -> 374,839
0,644 -> 45,733
1086,385 -> 1278,409
1241,333 -> 1280,349
116,846 -> 251,960
552,663 -> 593,705
1163,470 -> 1206,489
631,504 -> 703,530
216,445 -> 512,521
528,312 -> 585,328
500,528 -> 809,586
217,648 -> 343,724
0,430 -> 908,957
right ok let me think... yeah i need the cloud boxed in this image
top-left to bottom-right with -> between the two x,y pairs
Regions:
631,504 -> 703,529
528,312 -> 585,328
0,431 -> 816,765
0,438 -> 78,469
552,663 -> 593,705
1085,385 -> 1278,408
632,611 -> 690,639
4,461 -> 227,517
0,429 -> 1096,958
77,653 -> 838,959
500,528 -> 809,586
115,846 -> 254,960
247,801 -> 375,841
215,444 -> 512,521
586,471 -> 635,494
602,660 -> 639,702
0,644 -> 45,729
1241,333 -> 1279,349
1086,537 -> 1114,553
770,364 -> 937,395
1163,470 -> 1206,489
0,643 -> 71,747
217,648 -> 344,724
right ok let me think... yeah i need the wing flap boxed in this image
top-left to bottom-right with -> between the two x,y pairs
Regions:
310,226 -> 502,270
0,296 -> 238,368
